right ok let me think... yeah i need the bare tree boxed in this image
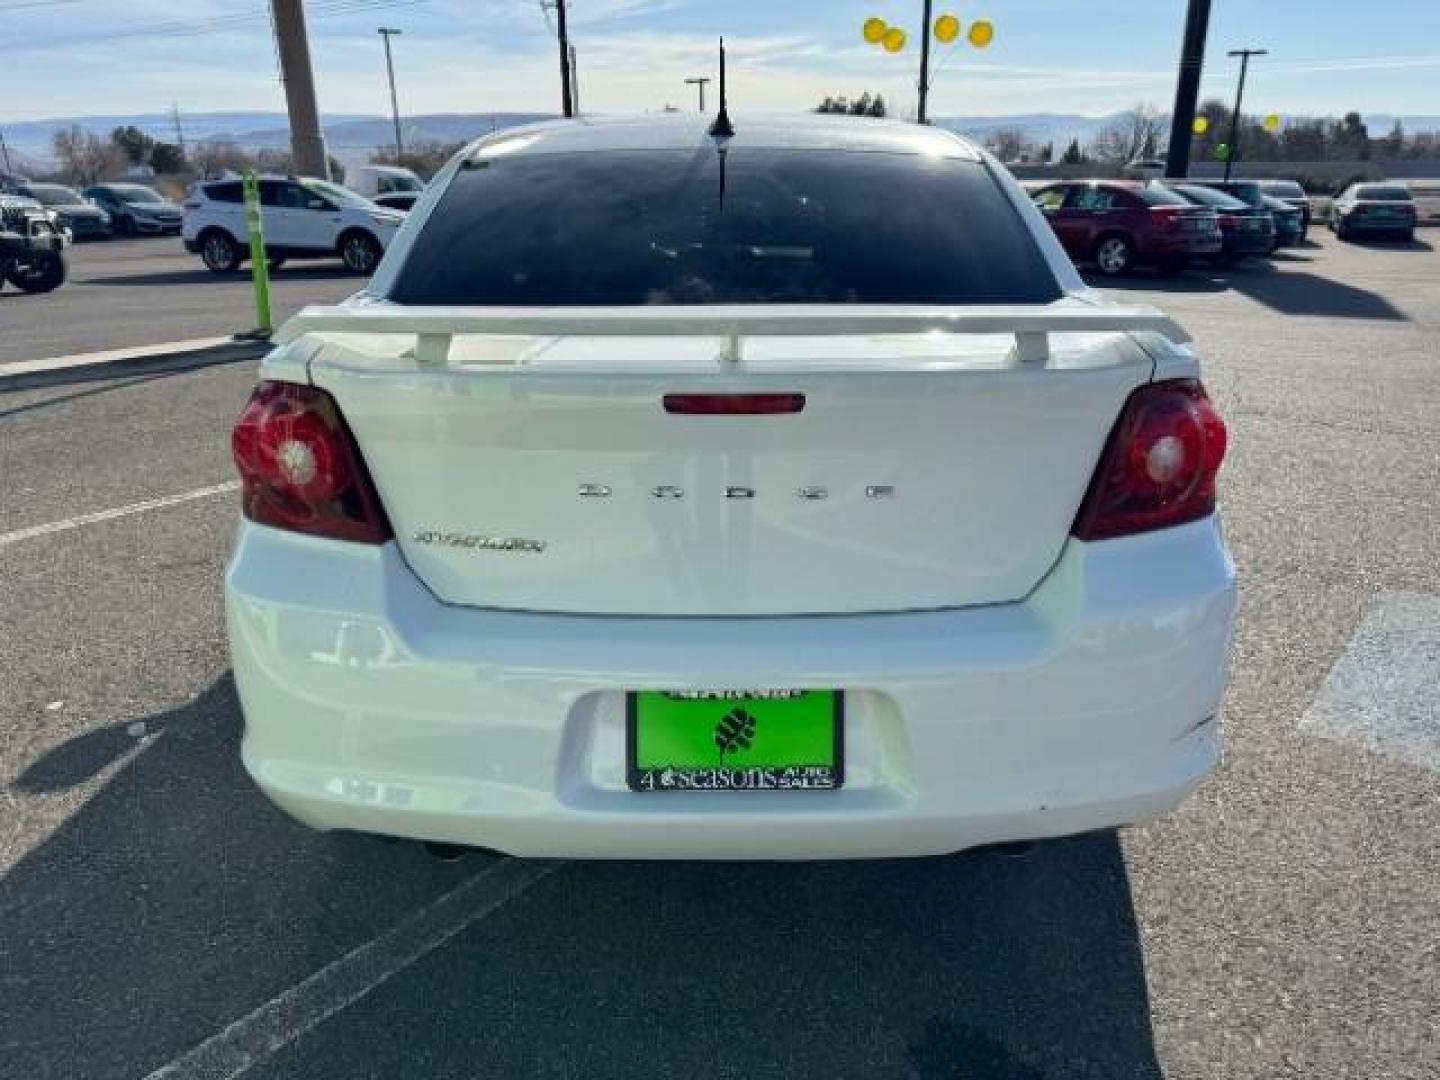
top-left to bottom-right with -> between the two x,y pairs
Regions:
983,127 -> 1029,163
1089,103 -> 1166,166
370,138 -> 468,179
51,125 -> 124,186
188,138 -> 251,179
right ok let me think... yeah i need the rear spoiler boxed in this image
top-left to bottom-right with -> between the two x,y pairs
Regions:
275,302 -> 1190,366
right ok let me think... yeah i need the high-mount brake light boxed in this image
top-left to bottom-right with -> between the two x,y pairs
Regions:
231,381 -> 392,544
663,393 -> 805,415
1071,379 -> 1227,541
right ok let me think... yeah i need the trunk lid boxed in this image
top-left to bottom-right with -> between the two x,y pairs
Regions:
296,306 -> 1169,616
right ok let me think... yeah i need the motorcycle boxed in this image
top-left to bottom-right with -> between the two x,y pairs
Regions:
1,194 -> 69,293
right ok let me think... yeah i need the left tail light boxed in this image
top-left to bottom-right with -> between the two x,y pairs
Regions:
231,381 -> 393,544
1149,206 -> 1183,231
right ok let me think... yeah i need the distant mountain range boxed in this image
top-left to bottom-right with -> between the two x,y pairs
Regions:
5,110 -> 1439,169
0,111 -> 555,168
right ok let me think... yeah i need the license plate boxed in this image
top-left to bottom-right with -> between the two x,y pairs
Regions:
627,690 -> 844,792
1370,207 -> 1401,218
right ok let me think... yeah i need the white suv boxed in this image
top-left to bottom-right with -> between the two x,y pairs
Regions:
182,175 -> 405,275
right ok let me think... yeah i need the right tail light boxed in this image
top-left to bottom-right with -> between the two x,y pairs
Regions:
1072,379 -> 1228,541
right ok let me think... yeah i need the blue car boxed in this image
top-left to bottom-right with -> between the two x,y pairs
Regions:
1261,195 -> 1305,249
1160,183 -> 1276,264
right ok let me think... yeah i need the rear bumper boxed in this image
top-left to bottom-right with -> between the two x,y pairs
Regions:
64,218 -> 112,239
1223,232 -> 1275,256
132,218 -> 182,235
1142,234 -> 1223,258
1274,221 -> 1304,246
226,518 -> 1236,859
1339,217 -> 1415,235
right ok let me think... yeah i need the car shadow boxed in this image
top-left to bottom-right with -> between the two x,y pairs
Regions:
1225,260 -> 1408,320
1337,235 -> 1435,253
3,674 -> 1165,1080
80,265 -> 358,287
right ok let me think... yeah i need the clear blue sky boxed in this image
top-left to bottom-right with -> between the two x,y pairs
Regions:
5,0 -> 1439,122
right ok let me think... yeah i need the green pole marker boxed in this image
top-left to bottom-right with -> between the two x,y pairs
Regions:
241,170 -> 273,337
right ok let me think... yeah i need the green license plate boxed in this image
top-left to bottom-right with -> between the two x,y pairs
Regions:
627,690 -> 844,792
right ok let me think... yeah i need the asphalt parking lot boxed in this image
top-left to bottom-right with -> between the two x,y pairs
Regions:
0,237 -> 360,364
2,231 -> 1438,1080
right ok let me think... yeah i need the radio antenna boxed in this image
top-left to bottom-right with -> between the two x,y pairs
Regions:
708,37 -> 734,139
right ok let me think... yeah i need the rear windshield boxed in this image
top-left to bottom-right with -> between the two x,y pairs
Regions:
1138,185 -> 1193,206
1356,185 -> 1412,201
1261,181 -> 1305,198
388,148 -> 1061,306
1170,184 -> 1250,211
109,185 -> 167,204
23,184 -> 82,206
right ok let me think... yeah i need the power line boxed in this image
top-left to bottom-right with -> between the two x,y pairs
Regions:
10,0 -> 427,52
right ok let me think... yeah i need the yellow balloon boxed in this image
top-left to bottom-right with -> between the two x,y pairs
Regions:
863,17 -> 887,44
1263,113 -> 1282,132
968,19 -> 994,48
1192,115 -> 1210,135
882,26 -> 907,53
934,13 -> 960,43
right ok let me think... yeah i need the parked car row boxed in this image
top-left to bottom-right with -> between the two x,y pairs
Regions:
1025,176 -> 1420,276
0,164 -> 428,277
0,176 -> 185,240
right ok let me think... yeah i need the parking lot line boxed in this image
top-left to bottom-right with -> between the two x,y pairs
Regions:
0,481 -> 240,550
1300,590 -> 1440,773
142,857 -> 557,1080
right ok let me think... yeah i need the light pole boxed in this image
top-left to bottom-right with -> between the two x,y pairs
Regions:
1223,48 -> 1267,181
378,27 -> 404,163
1164,0 -> 1211,178
555,0 -> 574,117
917,0 -> 935,123
570,43 -> 580,114
684,76 -> 711,112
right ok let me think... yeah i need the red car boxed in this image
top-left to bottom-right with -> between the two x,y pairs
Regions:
1027,180 -> 1223,275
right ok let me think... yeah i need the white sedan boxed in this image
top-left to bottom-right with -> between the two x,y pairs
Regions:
226,115 -> 1234,859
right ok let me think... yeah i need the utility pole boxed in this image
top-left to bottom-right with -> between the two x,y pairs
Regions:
1164,0 -> 1211,178
917,0 -> 935,124
270,0 -> 330,178
378,27 -> 405,162
569,43 -> 580,114
1223,48 -> 1267,182
554,0 -> 574,118
170,102 -> 186,156
684,76 -> 711,112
